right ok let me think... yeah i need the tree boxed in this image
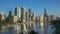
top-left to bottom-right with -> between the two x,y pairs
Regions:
51,19 -> 60,34
0,20 -> 2,27
28,30 -> 39,34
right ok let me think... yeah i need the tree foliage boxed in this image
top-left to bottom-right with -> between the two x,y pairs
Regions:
0,20 -> 2,27
51,19 -> 60,34
28,30 -> 39,34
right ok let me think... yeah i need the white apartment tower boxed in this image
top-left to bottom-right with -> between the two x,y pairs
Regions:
21,6 -> 26,22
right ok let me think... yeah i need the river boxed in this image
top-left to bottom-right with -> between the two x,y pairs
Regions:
0,23 -> 54,34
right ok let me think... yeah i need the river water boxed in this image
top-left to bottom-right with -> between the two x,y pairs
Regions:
0,23 -> 54,34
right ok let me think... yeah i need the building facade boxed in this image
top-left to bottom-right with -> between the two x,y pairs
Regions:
21,6 -> 26,22
13,16 -> 18,23
6,11 -> 13,22
15,7 -> 20,18
28,8 -> 32,21
0,12 -> 5,21
48,15 -> 53,22
32,13 -> 36,22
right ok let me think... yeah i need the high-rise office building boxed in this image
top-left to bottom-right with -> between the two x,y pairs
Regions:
48,15 -> 53,22
32,13 -> 36,22
50,15 -> 53,20
0,12 -> 5,21
28,8 -> 32,21
21,6 -> 26,22
7,11 -> 13,22
25,12 -> 28,21
15,7 -> 20,18
44,8 -> 47,17
44,8 -> 48,23
39,15 -> 44,23
36,16 -> 38,23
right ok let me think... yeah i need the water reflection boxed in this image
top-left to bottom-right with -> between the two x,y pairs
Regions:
0,23 -> 46,34
0,27 -> 16,34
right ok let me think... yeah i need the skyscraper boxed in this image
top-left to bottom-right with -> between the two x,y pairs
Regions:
7,11 -> 13,22
48,15 -> 53,22
25,12 -> 28,21
39,15 -> 44,23
28,8 -> 32,21
44,8 -> 47,17
21,6 -> 26,22
32,13 -> 36,22
44,8 -> 48,23
44,8 -> 48,34
0,12 -> 5,21
15,6 -> 20,18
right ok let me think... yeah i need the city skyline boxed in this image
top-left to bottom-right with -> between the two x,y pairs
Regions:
0,0 -> 60,34
0,0 -> 60,17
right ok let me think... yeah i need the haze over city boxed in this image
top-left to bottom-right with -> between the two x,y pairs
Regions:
0,0 -> 60,17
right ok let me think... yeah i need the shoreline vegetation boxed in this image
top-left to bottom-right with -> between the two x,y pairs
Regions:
51,19 -> 60,34
0,20 -> 15,28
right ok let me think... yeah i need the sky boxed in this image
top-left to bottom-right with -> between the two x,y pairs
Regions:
0,0 -> 60,17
